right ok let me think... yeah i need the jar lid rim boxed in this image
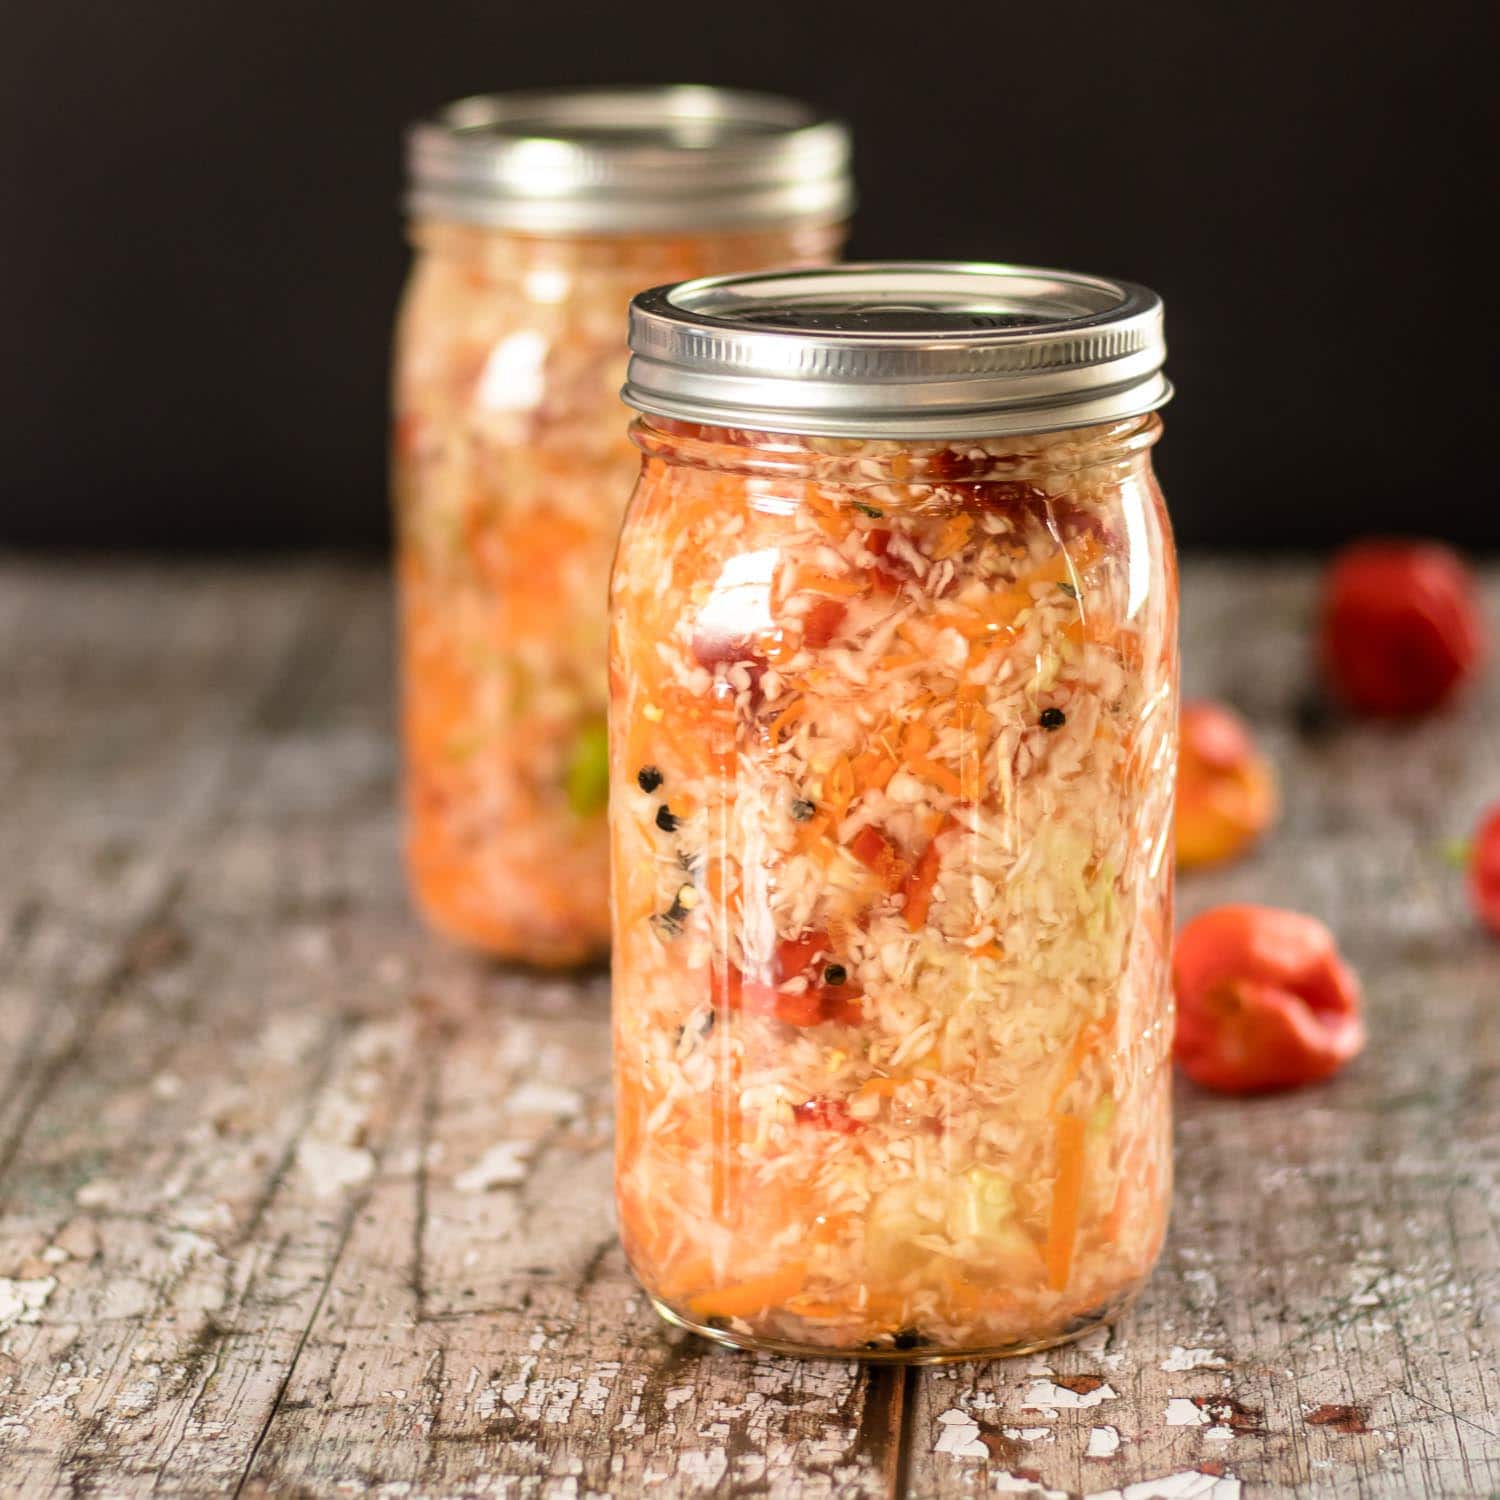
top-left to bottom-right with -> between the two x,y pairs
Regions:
405,86 -> 853,235
623,263 -> 1171,438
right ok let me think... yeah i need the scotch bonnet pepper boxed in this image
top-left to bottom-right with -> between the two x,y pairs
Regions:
1173,904 -> 1365,1094
1320,541 -> 1486,719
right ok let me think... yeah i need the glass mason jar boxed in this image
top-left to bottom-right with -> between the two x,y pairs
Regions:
394,89 -> 850,965
611,266 -> 1178,1360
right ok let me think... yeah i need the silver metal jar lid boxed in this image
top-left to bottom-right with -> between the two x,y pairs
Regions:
405,87 -> 852,236
624,263 -> 1171,438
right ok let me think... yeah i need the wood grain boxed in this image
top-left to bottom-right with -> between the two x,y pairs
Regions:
0,557 -> 1495,1498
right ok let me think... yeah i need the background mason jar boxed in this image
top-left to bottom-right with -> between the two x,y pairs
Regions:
392,90 -> 851,965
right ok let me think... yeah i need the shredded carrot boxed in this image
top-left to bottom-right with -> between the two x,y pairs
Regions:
801,484 -> 851,539
930,513 -> 974,560
969,940 -> 1006,962
768,696 -> 806,743
798,570 -> 864,597
794,811 -> 831,854
850,748 -> 896,793
688,1263 -> 807,1320
784,1299 -> 853,1320
901,813 -> 955,930
903,722 -> 965,799
1047,1013 -> 1114,1115
1045,1113 -> 1087,1292
824,755 -> 856,821
855,1075 -> 907,1101
916,756 -> 965,799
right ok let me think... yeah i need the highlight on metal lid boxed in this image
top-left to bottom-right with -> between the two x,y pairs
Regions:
405,86 -> 853,235
624,262 -> 1171,438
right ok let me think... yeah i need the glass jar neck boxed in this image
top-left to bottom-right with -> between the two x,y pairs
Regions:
630,412 -> 1163,487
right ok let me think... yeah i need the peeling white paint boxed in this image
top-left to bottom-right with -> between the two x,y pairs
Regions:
1166,1397 -> 1208,1426
1021,1379 -> 1118,1415
993,1473 -> 1067,1499
150,1071 -> 184,1099
75,1178 -> 122,1208
0,1277 -> 56,1332
1087,1424 -> 1121,1457
455,1140 -> 533,1192
296,1140 -> 375,1196
508,1081 -> 583,1118
1086,1472 -> 1240,1500
934,1408 -> 988,1459
675,1448 -> 728,1487
1160,1345 -> 1227,1372
578,1364 -> 618,1416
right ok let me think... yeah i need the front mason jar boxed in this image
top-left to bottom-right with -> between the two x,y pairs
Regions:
610,265 -> 1178,1360
393,89 -> 850,966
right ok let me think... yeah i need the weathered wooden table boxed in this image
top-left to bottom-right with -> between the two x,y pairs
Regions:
0,559 -> 1495,1498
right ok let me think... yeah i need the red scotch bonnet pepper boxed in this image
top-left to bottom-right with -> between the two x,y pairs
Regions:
1320,540 -> 1486,718
1470,805 -> 1500,938
1173,904 -> 1366,1093
1174,700 -> 1277,868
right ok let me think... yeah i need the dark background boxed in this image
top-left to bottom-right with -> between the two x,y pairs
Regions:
3,1 -> 1494,552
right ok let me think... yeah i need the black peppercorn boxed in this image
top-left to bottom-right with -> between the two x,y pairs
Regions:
893,1328 -> 923,1349
822,963 -> 847,986
655,805 -> 680,832
1040,707 -> 1066,731
637,765 -> 663,793
790,798 -> 816,822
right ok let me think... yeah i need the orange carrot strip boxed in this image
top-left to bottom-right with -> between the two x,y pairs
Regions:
798,570 -> 863,597
768,696 -> 806,742
801,485 -> 850,538
930,513 -> 974,560
851,749 -> 896,793
1047,1014 -> 1115,1115
1045,1114 -> 1087,1292
688,1263 -> 807,1320
901,814 -> 955,930
824,755 -> 856,821
912,757 -> 965,799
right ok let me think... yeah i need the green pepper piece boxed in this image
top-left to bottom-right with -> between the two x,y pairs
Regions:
564,717 -> 610,818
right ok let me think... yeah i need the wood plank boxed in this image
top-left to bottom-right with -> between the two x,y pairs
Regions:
0,562 -> 394,1493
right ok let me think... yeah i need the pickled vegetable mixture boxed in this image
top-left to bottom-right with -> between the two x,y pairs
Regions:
395,223 -> 837,964
611,417 -> 1177,1354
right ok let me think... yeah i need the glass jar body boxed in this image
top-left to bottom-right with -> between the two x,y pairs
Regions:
610,415 -> 1178,1359
393,220 -> 843,965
